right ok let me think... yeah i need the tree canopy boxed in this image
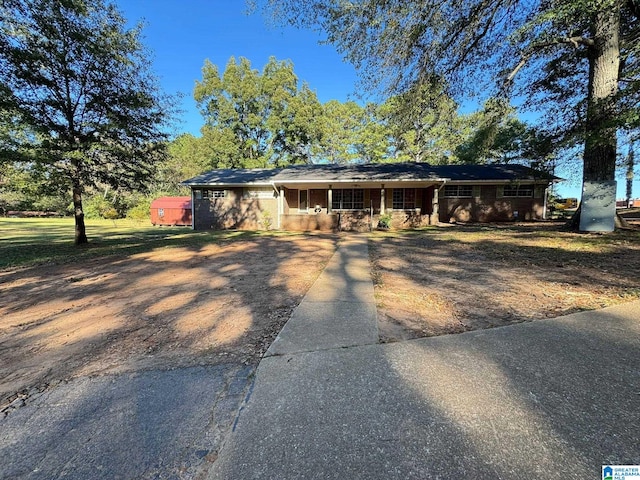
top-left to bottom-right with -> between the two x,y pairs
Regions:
194,56 -> 323,168
181,55 -> 542,170
255,0 -> 640,230
0,0 -> 170,243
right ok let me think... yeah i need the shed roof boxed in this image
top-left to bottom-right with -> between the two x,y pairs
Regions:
150,196 -> 192,209
182,162 -> 557,186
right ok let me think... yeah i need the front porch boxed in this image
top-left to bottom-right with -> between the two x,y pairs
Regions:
278,184 -> 441,231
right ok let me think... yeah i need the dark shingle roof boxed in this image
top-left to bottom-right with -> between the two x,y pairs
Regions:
431,164 -> 556,182
182,168 -> 280,186
182,162 -> 557,186
273,163 -> 443,182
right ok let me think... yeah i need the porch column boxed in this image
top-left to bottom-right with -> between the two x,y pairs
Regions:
380,184 -> 385,214
432,185 -> 439,224
327,185 -> 332,213
278,187 -> 284,229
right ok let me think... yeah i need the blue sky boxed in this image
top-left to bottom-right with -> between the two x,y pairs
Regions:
117,0 -> 638,200
118,1 -> 359,135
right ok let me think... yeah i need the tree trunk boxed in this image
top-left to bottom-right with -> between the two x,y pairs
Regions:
626,144 -> 634,206
73,182 -> 88,245
578,4 -> 621,231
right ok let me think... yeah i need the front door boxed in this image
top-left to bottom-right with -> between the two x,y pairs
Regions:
299,190 -> 308,213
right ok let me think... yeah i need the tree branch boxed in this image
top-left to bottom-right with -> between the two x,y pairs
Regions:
506,36 -> 595,84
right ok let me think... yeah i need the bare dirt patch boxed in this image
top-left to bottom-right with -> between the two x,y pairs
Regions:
370,223 -> 640,343
0,234 -> 336,408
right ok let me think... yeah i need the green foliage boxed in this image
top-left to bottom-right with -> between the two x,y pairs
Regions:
377,213 -> 392,229
454,98 -> 554,167
260,210 -> 273,230
0,0 -> 172,243
164,133 -> 213,187
126,198 -> 152,221
313,100 -> 364,163
185,54 -> 543,168
194,56 -> 322,168
0,160 -> 71,213
82,194 -> 121,219
83,196 -> 110,219
381,80 -> 467,164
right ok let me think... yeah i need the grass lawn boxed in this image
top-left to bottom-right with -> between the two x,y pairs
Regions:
0,217 -> 261,269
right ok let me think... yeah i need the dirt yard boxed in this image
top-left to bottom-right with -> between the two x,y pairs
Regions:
371,223 -> 640,342
3,222 -> 639,412
0,234 -> 337,410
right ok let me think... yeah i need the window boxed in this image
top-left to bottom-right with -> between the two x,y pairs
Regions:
299,190 -> 308,211
203,189 -> 226,199
503,185 -> 534,197
332,189 -> 364,210
444,185 -> 473,197
243,188 -> 273,199
392,188 -> 416,210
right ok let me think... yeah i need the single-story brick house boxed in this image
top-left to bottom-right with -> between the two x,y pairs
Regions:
182,162 -> 556,231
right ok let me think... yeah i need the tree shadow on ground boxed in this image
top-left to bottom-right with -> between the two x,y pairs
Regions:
370,224 -> 640,340
0,232 -> 338,406
207,303 -> 639,479
380,305 -> 640,476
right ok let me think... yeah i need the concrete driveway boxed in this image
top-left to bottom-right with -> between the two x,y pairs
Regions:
206,237 -> 640,479
2,236 -> 638,479
0,364 -> 254,479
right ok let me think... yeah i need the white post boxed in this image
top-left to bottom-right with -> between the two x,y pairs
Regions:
278,187 -> 284,230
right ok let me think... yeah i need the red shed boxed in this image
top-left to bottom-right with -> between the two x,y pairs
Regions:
150,196 -> 192,226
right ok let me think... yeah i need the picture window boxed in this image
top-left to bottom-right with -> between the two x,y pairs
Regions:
332,189 -> 364,210
392,188 -> 416,210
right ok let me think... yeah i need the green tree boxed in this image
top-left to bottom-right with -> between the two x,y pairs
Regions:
455,98 -> 534,165
619,133 -> 639,205
0,0 -> 170,244
353,103 -> 391,164
381,80 -> 464,164
313,100 -> 364,163
160,133 -> 210,192
278,83 -> 324,163
256,0 -> 640,231
194,56 -> 322,168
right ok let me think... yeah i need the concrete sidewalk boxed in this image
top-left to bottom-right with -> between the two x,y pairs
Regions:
206,238 -> 640,479
266,235 -> 378,356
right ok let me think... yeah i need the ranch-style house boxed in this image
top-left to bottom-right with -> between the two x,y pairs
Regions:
182,162 -> 556,231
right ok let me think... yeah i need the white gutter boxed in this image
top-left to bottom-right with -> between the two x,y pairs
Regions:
186,182 -> 274,188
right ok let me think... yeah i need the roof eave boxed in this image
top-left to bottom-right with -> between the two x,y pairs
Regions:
183,181 -> 275,187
